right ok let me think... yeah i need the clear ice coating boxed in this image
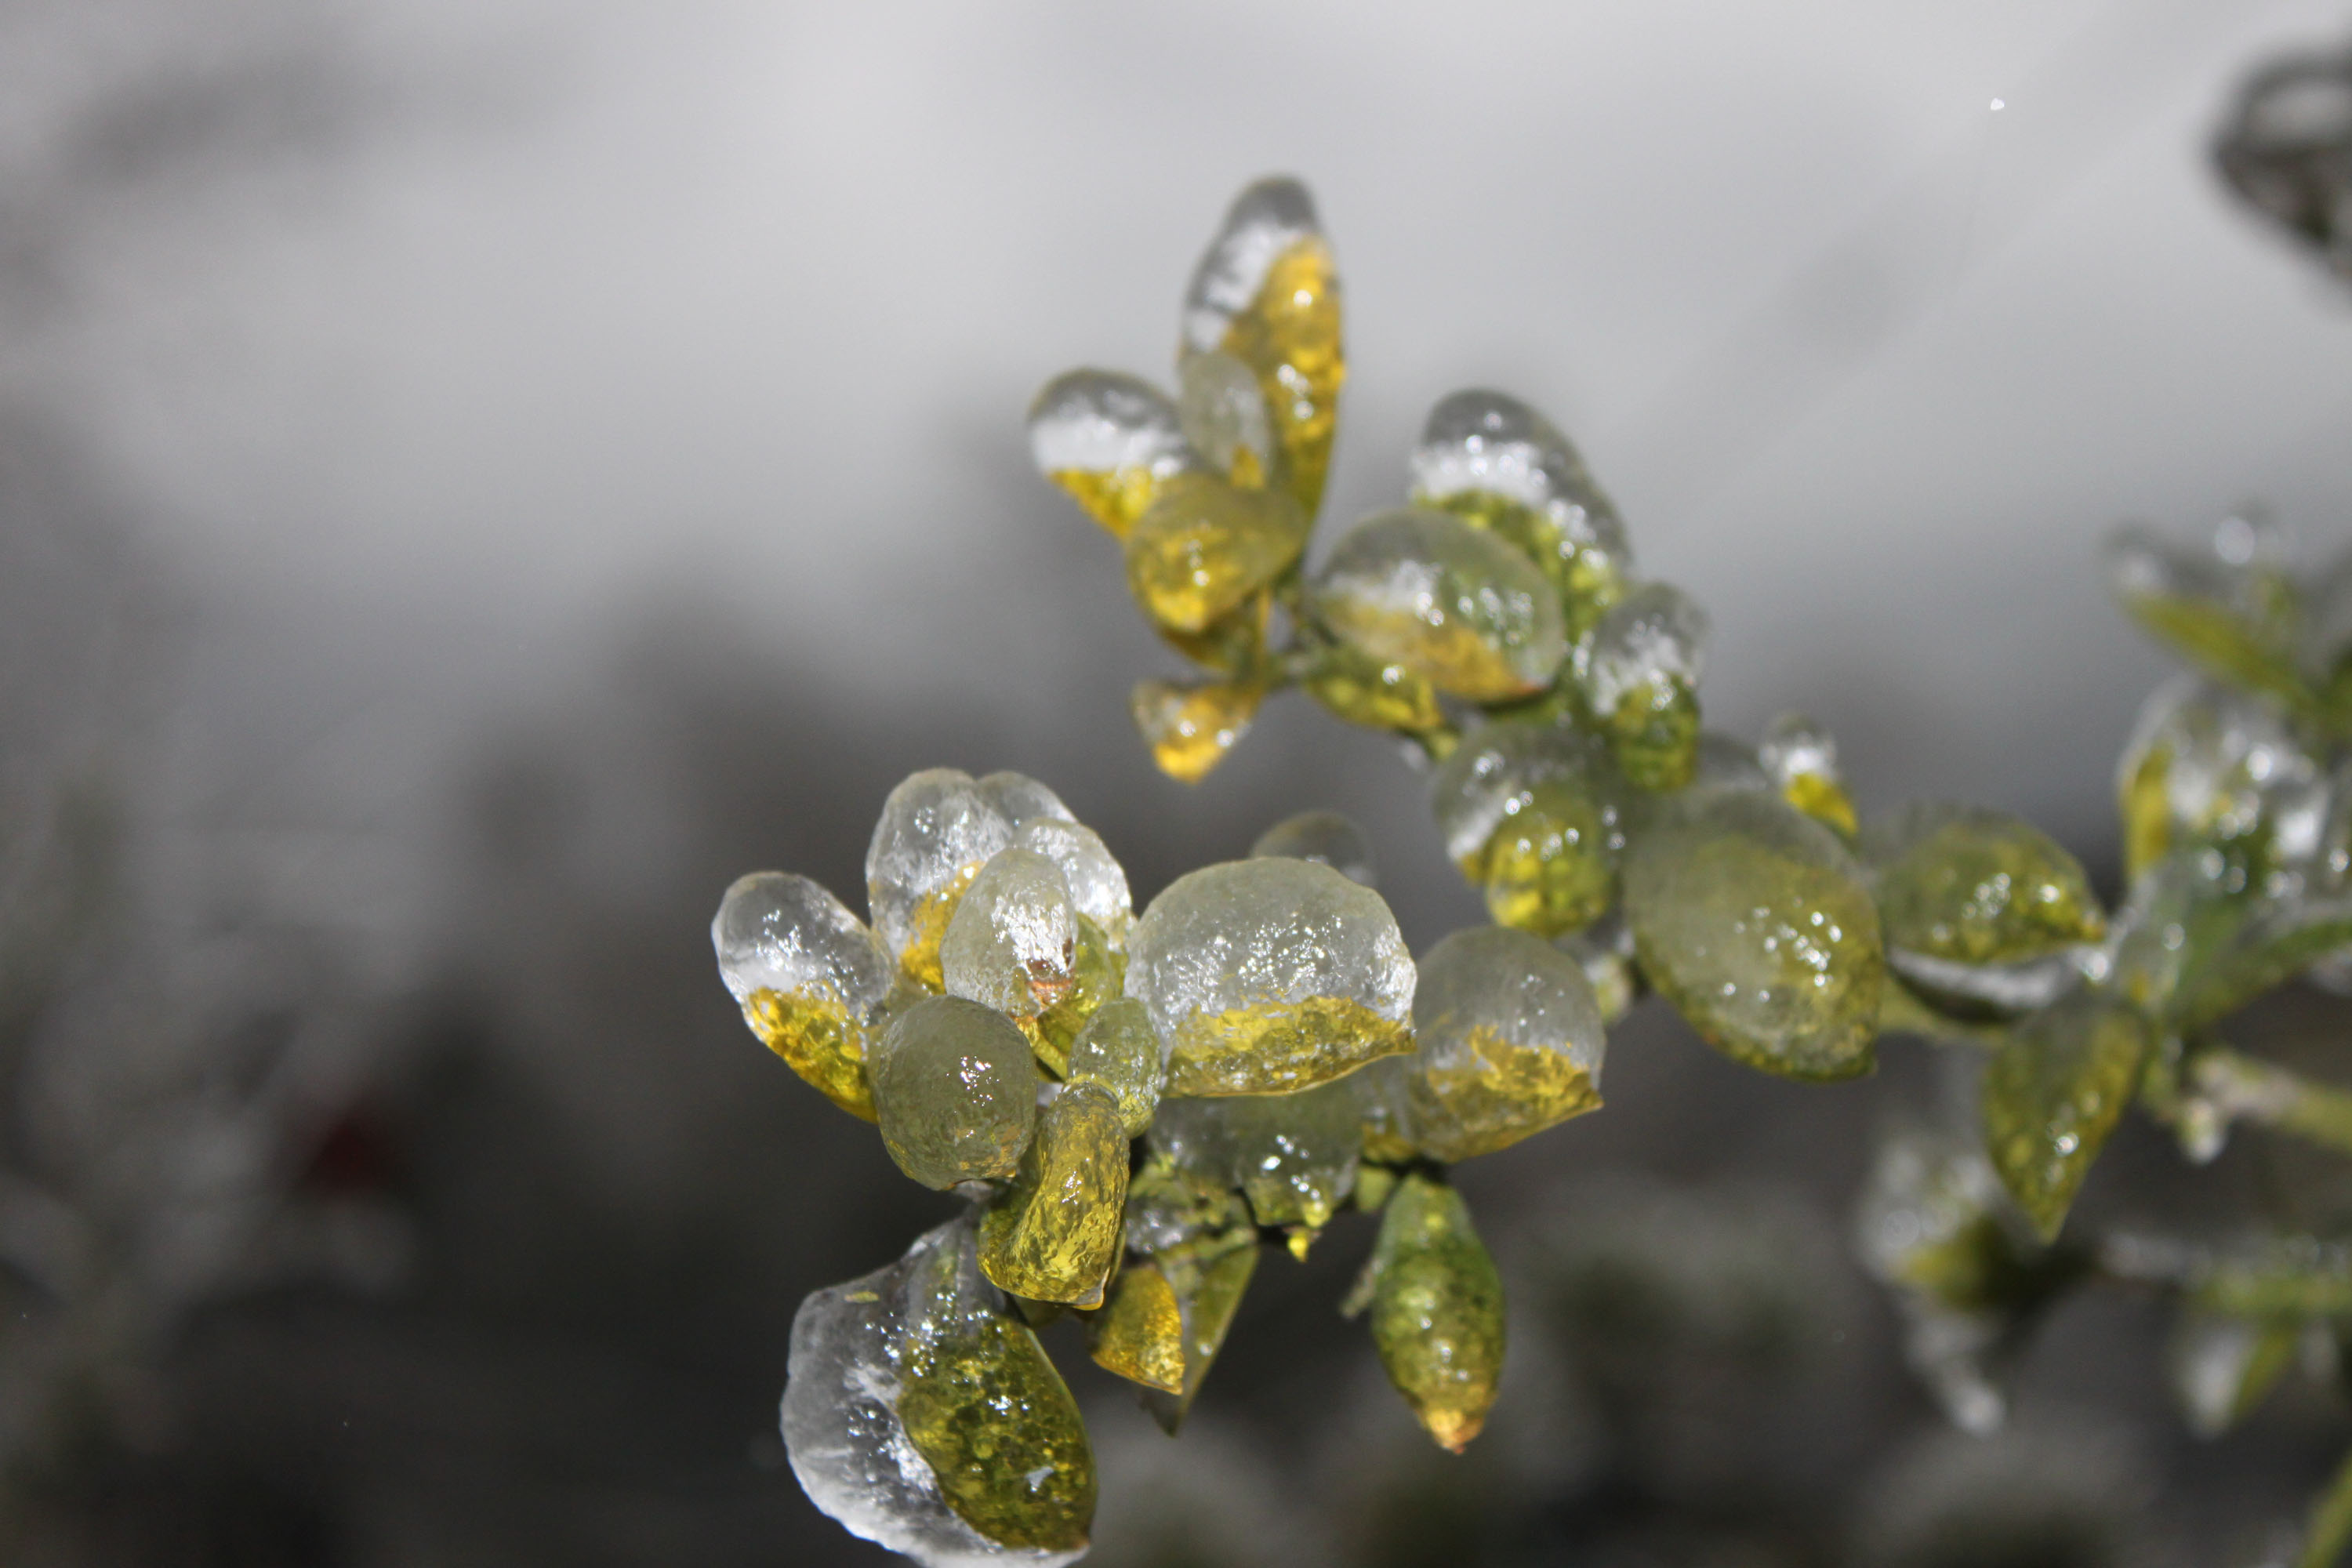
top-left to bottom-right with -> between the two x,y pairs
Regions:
1064,997 -> 1162,1136
1131,677 -> 1263,784
1357,1171 -> 1504,1453
1124,473 -> 1310,635
979,1081 -> 1130,1307
1623,786 -> 1885,1080
1125,857 -> 1416,1096
2106,516 -> 2301,700
1408,388 -> 1631,637
2114,673 -> 2321,884
1982,993 -> 2153,1240
782,1218 -> 1093,1568
873,996 -> 1041,1189
1758,710 -> 1857,837
1403,926 -> 1606,1162
1179,176 -> 1342,516
1250,808 -> 1377,887
1864,801 -> 2106,967
712,871 -> 897,1119
867,769 -> 1026,985
941,848 -> 1080,1020
1149,1077 -> 1363,1233
1011,818 -> 1133,942
1584,581 -> 1709,790
1852,1131 -> 2029,1436
1028,369 -> 1199,539
1177,350 -> 1276,488
1431,721 -> 1625,937
1308,506 -> 1568,702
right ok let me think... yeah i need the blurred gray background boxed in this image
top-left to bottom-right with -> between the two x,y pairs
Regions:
3,2 -> 2351,1564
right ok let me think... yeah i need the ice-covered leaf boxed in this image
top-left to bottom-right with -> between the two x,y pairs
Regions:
1624,786 -> 1885,1079
873,996 -> 1041,1189
1358,1172 -> 1504,1453
712,871 -> 895,1120
1029,369 -> 1198,539
1130,677 -> 1263,783
1982,995 -> 2152,1240
1181,176 -> 1342,516
1584,583 -> 1708,790
1125,473 -> 1310,636
782,1218 -> 1093,1566
1402,926 -> 1604,1162
979,1083 -> 1130,1307
1409,388 -> 1629,641
1127,858 -> 1415,1096
1311,507 -> 1568,702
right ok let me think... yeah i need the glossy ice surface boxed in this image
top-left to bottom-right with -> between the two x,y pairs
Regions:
941,848 -> 1080,1020
1312,506 -> 1567,702
1250,808 -> 1377,887
979,1083 -> 1130,1307
1624,786 -> 1885,1079
712,871 -> 896,1119
1403,926 -> 1605,1161
873,996 -> 1041,1189
782,1218 -> 1092,1567
1359,1173 -> 1504,1453
1126,858 -> 1415,1095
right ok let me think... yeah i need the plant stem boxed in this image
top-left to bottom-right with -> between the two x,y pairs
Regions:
2299,1441 -> 2352,1568
2194,1047 -> 2352,1161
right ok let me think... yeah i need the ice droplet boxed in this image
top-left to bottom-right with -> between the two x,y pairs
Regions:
1404,926 -> 1605,1162
713,871 -> 895,1120
1624,786 -> 1884,1080
1029,369 -> 1198,539
1250,808 -> 1377,887
873,996 -> 1041,1189
1127,858 -> 1415,1096
1311,506 -> 1567,702
782,1217 -> 1093,1566
942,848 -> 1080,1020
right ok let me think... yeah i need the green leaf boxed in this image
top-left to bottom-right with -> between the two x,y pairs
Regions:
2172,894 -> 2352,1031
1981,994 -> 2153,1240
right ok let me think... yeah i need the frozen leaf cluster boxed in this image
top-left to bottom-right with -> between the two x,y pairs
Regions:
717,758 -> 1606,1559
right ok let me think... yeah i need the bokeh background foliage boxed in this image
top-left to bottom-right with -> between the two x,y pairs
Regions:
2,2 -> 2352,1563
